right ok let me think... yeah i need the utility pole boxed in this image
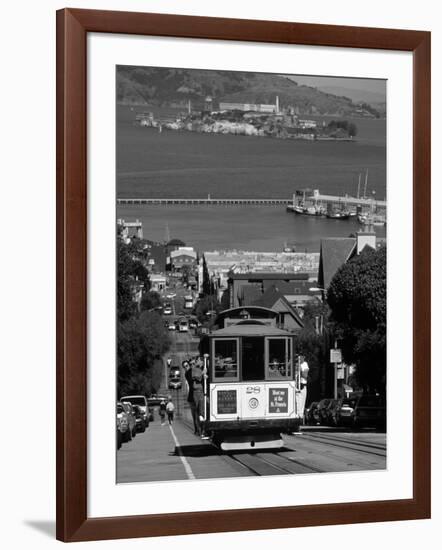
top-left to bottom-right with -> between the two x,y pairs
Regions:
330,340 -> 342,399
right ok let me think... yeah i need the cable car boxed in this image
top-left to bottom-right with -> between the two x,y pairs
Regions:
199,307 -> 306,451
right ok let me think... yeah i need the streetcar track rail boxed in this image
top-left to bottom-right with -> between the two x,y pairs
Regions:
301,432 -> 387,451
274,452 -> 325,473
297,433 -> 387,457
180,418 -> 326,475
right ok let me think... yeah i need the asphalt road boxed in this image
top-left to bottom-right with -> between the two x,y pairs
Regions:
116,416 -> 387,483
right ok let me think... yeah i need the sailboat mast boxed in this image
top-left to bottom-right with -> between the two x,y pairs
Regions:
364,169 -> 368,199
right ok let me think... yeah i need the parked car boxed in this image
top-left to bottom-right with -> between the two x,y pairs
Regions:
120,395 -> 149,428
317,398 -> 333,425
163,304 -> 173,315
168,321 -> 176,331
352,394 -> 386,429
131,404 -> 147,433
304,401 -> 319,425
120,401 -> 137,438
328,398 -> 358,427
116,402 -> 131,444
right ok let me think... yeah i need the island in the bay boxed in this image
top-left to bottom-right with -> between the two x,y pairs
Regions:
117,66 -> 385,141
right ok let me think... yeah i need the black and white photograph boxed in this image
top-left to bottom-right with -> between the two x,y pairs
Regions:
116,65 -> 387,484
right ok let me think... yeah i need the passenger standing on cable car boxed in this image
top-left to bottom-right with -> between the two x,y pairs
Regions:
298,355 -> 310,413
183,360 -> 198,434
192,357 -> 209,439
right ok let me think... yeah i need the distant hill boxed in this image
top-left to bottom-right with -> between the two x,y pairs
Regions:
314,85 -> 385,105
116,66 -> 381,117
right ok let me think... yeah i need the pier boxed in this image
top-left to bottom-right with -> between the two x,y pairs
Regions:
117,197 -> 291,205
312,193 -> 386,209
117,194 -> 386,209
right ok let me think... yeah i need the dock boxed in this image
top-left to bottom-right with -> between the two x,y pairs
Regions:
313,193 -> 386,209
117,194 -> 386,209
117,197 -> 291,205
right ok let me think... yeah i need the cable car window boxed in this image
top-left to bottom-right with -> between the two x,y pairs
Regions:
213,339 -> 239,380
266,338 -> 292,379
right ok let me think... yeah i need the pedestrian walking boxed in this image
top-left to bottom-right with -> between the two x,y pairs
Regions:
166,397 -> 175,424
159,399 -> 167,425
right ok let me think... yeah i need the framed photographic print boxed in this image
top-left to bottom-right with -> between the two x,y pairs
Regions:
56,8 -> 431,542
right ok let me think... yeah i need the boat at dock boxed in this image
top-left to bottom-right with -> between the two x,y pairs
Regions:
358,213 -> 386,226
292,204 -> 325,216
326,211 -> 350,220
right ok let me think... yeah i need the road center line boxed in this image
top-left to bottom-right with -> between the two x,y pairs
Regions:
169,424 -> 195,480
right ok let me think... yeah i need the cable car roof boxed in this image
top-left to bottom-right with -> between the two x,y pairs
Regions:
210,322 -> 293,338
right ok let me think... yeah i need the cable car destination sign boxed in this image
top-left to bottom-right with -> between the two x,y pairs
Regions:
268,388 -> 288,414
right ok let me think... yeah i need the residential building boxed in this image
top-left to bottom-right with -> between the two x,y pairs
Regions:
117,218 -> 143,242
201,249 -> 320,299
228,272 -> 315,309
317,231 -> 378,291
142,240 -> 166,273
149,273 -> 167,292
170,247 -> 197,272
251,285 -> 304,332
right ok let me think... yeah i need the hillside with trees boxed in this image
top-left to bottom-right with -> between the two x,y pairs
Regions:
117,66 -> 383,118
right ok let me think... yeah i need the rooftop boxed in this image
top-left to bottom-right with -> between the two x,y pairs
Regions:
229,272 -> 310,281
318,238 -> 356,290
212,322 -> 291,338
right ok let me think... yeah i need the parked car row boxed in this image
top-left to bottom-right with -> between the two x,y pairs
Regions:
304,395 -> 386,430
116,395 -> 151,450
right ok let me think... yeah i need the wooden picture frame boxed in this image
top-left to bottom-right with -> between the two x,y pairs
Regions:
56,8 -> 431,542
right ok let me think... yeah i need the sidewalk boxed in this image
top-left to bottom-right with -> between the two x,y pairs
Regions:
116,410 -> 209,483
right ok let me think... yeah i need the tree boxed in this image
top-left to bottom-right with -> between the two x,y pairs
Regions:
117,311 -> 171,396
117,241 -> 138,322
117,239 -> 151,322
327,245 -> 386,393
293,301 -> 332,403
140,290 -> 163,312
348,122 -> 358,137
201,255 -> 213,296
194,294 -> 221,323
